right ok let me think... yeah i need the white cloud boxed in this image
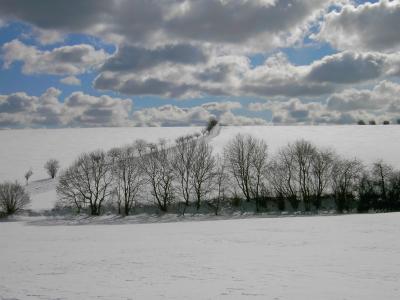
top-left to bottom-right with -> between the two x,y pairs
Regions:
0,89 -> 133,128
0,88 -> 262,127
306,51 -> 388,83
0,0 -> 332,52
132,105 -> 213,127
60,76 -> 81,86
201,101 -> 242,111
219,111 -> 267,126
131,103 -> 267,126
316,0 -> 400,52
249,80 -> 400,124
94,50 -> 400,98
2,40 -> 108,75
326,80 -> 400,112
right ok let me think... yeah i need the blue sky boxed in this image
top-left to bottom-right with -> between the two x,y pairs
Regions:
0,0 -> 400,127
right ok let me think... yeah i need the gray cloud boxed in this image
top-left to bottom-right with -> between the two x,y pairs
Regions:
165,0 -> 328,49
326,80 -> 400,112
201,101 -> 242,111
60,76 -> 81,86
249,80 -> 400,124
306,51 -> 387,84
0,0 -> 330,51
0,92 -> 36,113
118,78 -> 193,99
131,104 -> 266,127
102,44 -> 207,72
0,0 -> 111,32
0,88 -> 265,127
316,0 -> 400,52
2,40 -> 108,75
0,89 -> 133,128
94,50 -> 400,98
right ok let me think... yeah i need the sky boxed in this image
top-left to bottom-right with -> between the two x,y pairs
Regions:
0,0 -> 400,128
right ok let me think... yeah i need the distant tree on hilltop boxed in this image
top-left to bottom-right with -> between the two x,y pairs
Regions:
44,159 -> 60,179
24,169 -> 33,185
205,118 -> 218,133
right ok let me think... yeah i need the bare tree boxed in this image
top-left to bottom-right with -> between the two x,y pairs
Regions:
209,155 -> 228,215
57,165 -> 85,213
290,140 -> 316,211
387,171 -> 400,211
371,160 -> 393,203
310,149 -> 335,210
331,157 -> 363,213
224,134 -> 268,205
44,159 -> 60,179
24,169 -> 33,185
109,145 -> 145,216
225,134 -> 251,202
249,138 -> 268,212
139,141 -> 175,212
270,141 -> 334,212
0,182 -> 30,215
268,153 -> 295,210
191,140 -> 216,210
56,150 -> 113,215
108,147 -> 123,214
270,147 -> 300,210
172,135 -> 197,213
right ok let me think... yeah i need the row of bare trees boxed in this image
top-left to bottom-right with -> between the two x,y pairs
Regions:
56,133 -> 400,216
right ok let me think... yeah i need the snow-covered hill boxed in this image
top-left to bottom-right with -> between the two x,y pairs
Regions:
0,127 -> 202,183
2,125 -> 400,184
1,125 -> 400,211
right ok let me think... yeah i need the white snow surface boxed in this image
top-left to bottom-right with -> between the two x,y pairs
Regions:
1,213 -> 400,299
0,127 -> 201,183
1,125 -> 400,211
210,125 -> 400,167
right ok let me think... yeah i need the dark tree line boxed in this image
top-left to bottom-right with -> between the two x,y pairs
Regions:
55,133 -> 400,216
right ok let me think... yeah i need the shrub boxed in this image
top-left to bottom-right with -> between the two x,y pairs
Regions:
205,118 -> 218,133
0,182 -> 30,215
44,159 -> 60,179
24,169 -> 33,184
231,195 -> 242,207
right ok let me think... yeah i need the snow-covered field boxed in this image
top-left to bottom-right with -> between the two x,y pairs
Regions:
1,213 -> 399,299
2,125 -> 400,184
1,126 -> 400,299
1,125 -> 400,211
0,127 -> 201,183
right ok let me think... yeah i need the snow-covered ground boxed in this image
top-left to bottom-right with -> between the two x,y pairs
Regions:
1,125 -> 399,184
1,126 -> 400,299
2,125 -> 400,212
0,127 -> 202,183
1,213 -> 399,299
210,125 -> 400,167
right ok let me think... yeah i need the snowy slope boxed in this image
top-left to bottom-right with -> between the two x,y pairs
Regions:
1,213 -> 399,299
0,127 -> 202,183
1,125 -> 400,211
2,125 -> 400,184
210,125 -> 400,168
